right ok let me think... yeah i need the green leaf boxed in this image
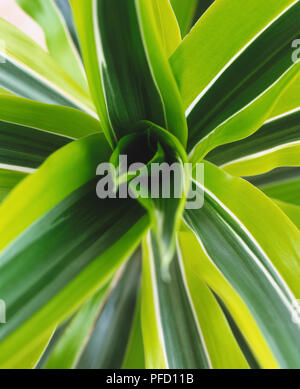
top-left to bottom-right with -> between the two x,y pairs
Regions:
71,0 -> 187,145
122,291 -> 145,369
273,199 -> 300,230
76,252 -> 141,369
0,94 -> 102,139
170,0 -> 198,37
69,0 -> 114,147
0,119 -> 70,170
207,111 -> 300,176
141,233 -> 211,369
0,168 -> 27,203
228,142 -> 300,177
110,121 -> 190,272
136,0 -> 187,145
177,239 -> 249,369
170,0 -> 297,110
247,167 -> 300,207
190,64 -> 300,163
0,127 -> 148,370
247,167 -> 300,229
0,133 -> 111,251
0,180 -> 148,368
44,283 -> 110,369
185,1 -> 300,161
15,0 -> 86,90
170,0 -> 214,38
178,230 -> 278,369
151,0 -> 181,57
183,161 -> 300,368
0,17 -> 94,115
269,78 -> 300,120
73,0 -> 165,143
54,0 -> 81,53
12,327 -> 56,369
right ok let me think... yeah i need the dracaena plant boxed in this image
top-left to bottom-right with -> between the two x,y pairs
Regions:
0,0 -> 299,369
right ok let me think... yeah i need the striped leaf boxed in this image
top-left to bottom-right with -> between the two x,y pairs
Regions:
269,80 -> 300,120
0,94 -> 101,139
247,167 -> 300,206
0,178 -> 148,368
43,283 -> 110,369
0,17 -> 94,114
54,0 -> 81,53
122,292 -> 145,369
170,0 -> 297,110
182,1 -> 300,161
76,252 -> 141,369
15,0 -> 86,90
207,111 -> 300,176
183,161 -> 300,368
71,0 -> 187,146
248,168 -> 300,229
39,250 -> 142,369
0,133 -> 111,250
176,239 -> 249,369
0,168 -> 27,203
69,0 -> 114,146
141,232 -> 211,369
177,230 -> 278,369
136,0 -> 187,145
0,119 -> 70,170
110,121 -> 190,273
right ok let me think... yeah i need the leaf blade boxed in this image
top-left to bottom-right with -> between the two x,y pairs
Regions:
15,0 -> 86,90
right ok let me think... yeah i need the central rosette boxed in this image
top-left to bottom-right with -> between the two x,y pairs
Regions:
97,121 -> 191,275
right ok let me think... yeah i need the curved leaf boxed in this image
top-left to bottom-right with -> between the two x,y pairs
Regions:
0,168 -> 27,203
122,292 -> 145,369
69,0 -> 114,147
208,111 -> 300,176
151,0 -> 181,57
141,233 -> 211,369
54,0 -> 81,53
186,0 -> 300,161
177,240 -> 249,369
76,252 -> 141,369
269,78 -> 300,119
0,17 -> 94,115
71,0 -> 187,145
170,0 -> 297,110
15,0 -> 86,90
184,162 -> 300,367
0,94 -> 102,139
191,64 -> 300,163
170,0 -> 198,38
111,121 -> 190,272
274,199 -> 300,230
177,230 -> 278,369
136,0 -> 187,145
0,133 -> 111,251
0,119 -> 70,170
255,167 -> 300,206
0,180 -> 148,368
43,283 -> 110,369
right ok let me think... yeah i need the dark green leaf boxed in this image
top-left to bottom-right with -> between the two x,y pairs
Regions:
187,2 -> 300,156
76,251 -> 141,369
